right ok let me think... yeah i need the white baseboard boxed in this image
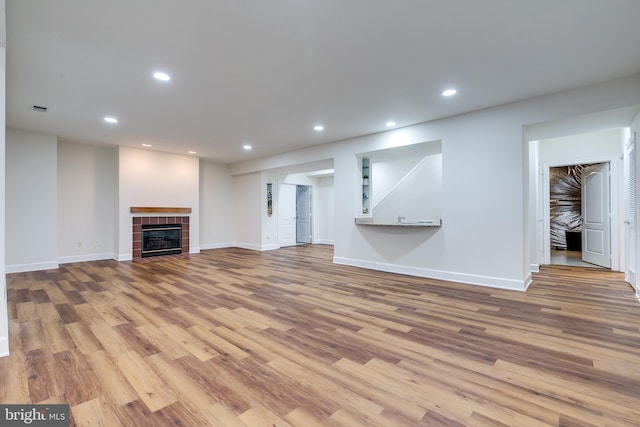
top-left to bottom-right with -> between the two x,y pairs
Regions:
333,257 -> 528,291
234,242 -> 281,252
199,242 -> 235,251
234,242 -> 263,251
58,253 -> 116,265
530,264 -> 540,273
117,253 -> 133,262
5,261 -> 59,274
523,272 -> 533,290
314,239 -> 334,245
189,247 -> 201,255
0,336 -> 8,357
260,243 -> 280,251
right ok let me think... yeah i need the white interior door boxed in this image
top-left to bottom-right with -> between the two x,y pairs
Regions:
624,134 -> 637,286
582,163 -> 611,268
278,183 -> 297,247
296,186 -> 311,244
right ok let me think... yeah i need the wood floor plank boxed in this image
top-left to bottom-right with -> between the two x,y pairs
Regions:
64,322 -> 103,355
213,325 -> 278,363
187,325 -> 249,361
86,350 -> 138,407
145,352 -> 220,413
239,406 -> 292,427
71,396 -> 124,427
1,246 -> 639,426
135,324 -> 189,360
267,356 -> 384,419
16,301 -> 39,322
115,351 -> 178,412
41,320 -> 75,354
20,320 -> 45,352
87,316 -> 132,358
25,348 -> 64,403
161,324 -> 219,361
35,302 -> 62,323
284,407 -> 327,427
52,349 -> 101,406
0,348 -> 30,404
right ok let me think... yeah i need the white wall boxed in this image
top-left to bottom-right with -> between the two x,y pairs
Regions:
230,74 -> 640,290
233,172 -> 262,250
315,176 -> 335,244
0,0 -> 8,356
527,138 -> 541,271
631,112 -> 640,296
58,141 -> 117,263
371,153 -> 442,224
117,146 -> 200,260
6,129 -> 58,272
538,128 -> 624,164
199,159 -> 236,250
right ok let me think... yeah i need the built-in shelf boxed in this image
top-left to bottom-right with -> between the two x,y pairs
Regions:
130,207 -> 192,214
361,157 -> 371,215
355,218 -> 442,227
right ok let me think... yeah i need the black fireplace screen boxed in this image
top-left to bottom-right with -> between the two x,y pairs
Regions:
142,224 -> 182,257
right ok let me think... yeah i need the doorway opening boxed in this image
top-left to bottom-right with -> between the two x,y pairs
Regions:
549,163 -> 599,268
546,162 -> 610,269
278,183 -> 313,247
296,185 -> 312,245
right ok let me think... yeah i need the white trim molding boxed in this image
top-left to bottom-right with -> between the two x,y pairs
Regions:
314,239 -> 335,245
117,254 -> 133,262
199,242 -> 235,251
333,257 -> 529,291
58,253 -> 116,265
5,261 -> 59,274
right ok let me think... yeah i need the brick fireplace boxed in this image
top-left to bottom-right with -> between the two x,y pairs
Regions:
131,207 -> 191,260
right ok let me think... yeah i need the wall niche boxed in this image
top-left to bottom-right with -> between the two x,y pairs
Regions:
356,140 -> 442,226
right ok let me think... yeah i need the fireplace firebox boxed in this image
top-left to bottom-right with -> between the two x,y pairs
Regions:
142,224 -> 182,258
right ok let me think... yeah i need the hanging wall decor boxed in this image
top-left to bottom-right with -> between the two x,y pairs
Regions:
267,182 -> 273,216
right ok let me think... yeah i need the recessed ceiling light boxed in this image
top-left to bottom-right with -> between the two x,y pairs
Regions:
243,144 -> 252,150
142,143 -> 152,147
442,89 -> 457,97
153,72 -> 171,81
188,150 -> 197,154
104,117 -> 118,124
386,121 -> 396,127
314,125 -> 324,131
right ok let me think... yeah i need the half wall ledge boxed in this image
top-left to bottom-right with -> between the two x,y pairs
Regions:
130,207 -> 192,214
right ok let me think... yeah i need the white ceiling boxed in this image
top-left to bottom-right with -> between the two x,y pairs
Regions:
6,0 -> 640,164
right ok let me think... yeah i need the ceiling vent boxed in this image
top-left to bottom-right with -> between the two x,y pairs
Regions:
32,105 -> 48,112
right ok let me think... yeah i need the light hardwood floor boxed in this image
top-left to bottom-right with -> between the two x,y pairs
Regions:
1,245 -> 639,426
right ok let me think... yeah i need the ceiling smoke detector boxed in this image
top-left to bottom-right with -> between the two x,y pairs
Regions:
32,105 -> 48,112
